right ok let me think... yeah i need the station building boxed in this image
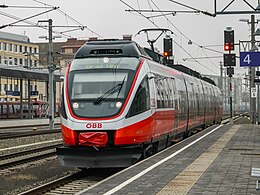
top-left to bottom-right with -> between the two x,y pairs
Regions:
0,31 -> 42,100
0,31 -> 88,119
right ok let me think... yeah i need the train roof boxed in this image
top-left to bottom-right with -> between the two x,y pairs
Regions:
74,40 -> 152,60
74,39 -> 216,86
168,64 -> 216,86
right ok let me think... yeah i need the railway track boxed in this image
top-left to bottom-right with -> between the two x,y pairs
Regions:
20,168 -> 122,195
0,143 -> 62,170
0,128 -> 61,140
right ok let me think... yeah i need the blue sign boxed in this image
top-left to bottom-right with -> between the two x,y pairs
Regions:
5,90 -> 13,96
240,52 -> 260,67
30,91 -> 39,96
13,91 -> 21,96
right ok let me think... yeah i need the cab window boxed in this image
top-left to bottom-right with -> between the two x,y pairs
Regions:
127,76 -> 150,117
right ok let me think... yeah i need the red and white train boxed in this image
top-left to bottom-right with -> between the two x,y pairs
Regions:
57,40 -> 223,168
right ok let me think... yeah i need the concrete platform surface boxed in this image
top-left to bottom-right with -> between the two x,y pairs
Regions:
77,124 -> 260,195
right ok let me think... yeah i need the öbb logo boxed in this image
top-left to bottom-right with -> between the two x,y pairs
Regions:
86,123 -> 103,129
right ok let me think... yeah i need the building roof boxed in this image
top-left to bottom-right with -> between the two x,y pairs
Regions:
0,65 -> 63,82
0,31 -> 31,43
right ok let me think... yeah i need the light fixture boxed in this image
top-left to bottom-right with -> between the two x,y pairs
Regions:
255,28 -> 260,36
256,4 -> 260,11
239,19 -> 249,23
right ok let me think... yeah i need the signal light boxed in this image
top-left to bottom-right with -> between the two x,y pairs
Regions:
163,38 -> 173,57
223,53 -> 236,67
163,51 -> 169,57
224,43 -> 231,51
224,30 -> 234,51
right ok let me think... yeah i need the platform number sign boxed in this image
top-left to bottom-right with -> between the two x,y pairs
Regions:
243,54 -> 251,65
240,52 -> 260,67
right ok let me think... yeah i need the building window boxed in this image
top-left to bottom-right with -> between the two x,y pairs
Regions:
34,60 -> 37,67
14,58 -> 18,65
9,44 -> 12,52
9,84 -> 12,91
0,42 -> 2,50
4,57 -> 7,65
19,58 -> 23,66
34,47 -> 37,54
9,57 -> 13,65
4,84 -> 7,91
14,84 -> 18,91
0,56 -> 1,65
24,46 -> 27,53
14,44 -> 18,53
29,47 -> 32,54
19,45 -> 23,53
3,43 -> 7,51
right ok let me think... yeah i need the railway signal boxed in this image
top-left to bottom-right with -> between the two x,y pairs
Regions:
224,29 -> 234,51
224,54 -> 236,67
163,38 -> 173,57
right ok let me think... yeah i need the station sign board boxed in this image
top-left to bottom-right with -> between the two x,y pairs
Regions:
13,91 -> 21,96
30,91 -> 39,96
240,52 -> 260,67
5,90 -> 13,96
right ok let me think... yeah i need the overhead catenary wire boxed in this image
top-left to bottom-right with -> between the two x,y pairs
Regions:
0,6 -> 58,29
123,0 -> 219,74
0,10 -> 72,38
33,0 -> 104,38
0,5 -> 54,9
149,0 -> 218,74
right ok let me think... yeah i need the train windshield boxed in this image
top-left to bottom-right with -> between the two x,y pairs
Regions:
68,57 -> 140,118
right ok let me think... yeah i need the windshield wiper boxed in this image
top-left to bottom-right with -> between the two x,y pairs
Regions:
94,76 -> 126,105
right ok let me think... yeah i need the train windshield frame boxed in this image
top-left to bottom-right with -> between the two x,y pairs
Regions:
67,57 -> 140,118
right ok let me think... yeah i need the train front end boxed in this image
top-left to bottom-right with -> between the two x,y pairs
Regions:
57,41 -> 148,168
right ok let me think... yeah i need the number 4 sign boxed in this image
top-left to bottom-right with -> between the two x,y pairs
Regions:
240,52 -> 260,67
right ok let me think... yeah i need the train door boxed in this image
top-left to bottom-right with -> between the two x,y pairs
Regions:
211,86 -> 217,123
176,77 -> 188,135
171,78 -> 178,131
191,83 -> 197,128
148,72 -> 157,139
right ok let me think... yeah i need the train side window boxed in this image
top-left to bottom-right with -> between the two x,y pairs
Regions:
127,76 -> 150,117
155,77 -> 162,108
165,78 -> 172,108
161,79 -> 168,108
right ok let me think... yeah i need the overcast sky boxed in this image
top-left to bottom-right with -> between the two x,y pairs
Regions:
0,0 -> 259,77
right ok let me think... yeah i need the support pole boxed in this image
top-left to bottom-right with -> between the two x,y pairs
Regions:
250,15 -> 256,124
220,61 -> 223,103
28,79 -> 31,118
257,67 -> 260,125
229,75 -> 233,124
19,78 -> 23,119
48,19 -> 54,130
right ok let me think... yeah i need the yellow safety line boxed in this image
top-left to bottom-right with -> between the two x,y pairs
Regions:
157,125 -> 240,195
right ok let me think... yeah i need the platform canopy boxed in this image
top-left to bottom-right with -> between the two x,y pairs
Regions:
0,65 -> 63,82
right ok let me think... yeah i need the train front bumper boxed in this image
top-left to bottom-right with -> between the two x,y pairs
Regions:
56,146 -> 143,168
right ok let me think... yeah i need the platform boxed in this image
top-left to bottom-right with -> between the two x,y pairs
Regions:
77,124 -> 260,195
